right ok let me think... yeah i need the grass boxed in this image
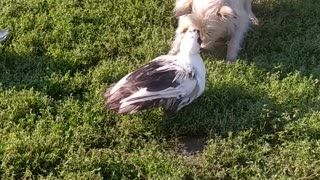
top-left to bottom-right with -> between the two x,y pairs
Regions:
0,0 -> 320,179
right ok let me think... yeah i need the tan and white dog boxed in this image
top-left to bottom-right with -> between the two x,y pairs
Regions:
169,0 -> 258,62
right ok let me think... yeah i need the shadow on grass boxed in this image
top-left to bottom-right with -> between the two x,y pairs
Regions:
243,0 -> 320,78
0,52 -> 89,100
200,0 -> 320,78
169,0 -> 320,153
161,83 -> 284,153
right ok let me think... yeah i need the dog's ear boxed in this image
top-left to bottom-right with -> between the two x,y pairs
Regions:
173,7 -> 192,17
173,0 -> 193,17
218,6 -> 236,19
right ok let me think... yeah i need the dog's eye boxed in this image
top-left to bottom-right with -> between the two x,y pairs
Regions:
182,28 -> 188,33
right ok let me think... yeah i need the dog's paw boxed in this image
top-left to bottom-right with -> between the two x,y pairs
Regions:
250,17 -> 259,26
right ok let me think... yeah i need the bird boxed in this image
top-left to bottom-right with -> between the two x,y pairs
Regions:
0,29 -> 8,42
104,28 -> 206,114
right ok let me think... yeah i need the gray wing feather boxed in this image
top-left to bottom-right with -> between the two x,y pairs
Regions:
0,29 -> 8,42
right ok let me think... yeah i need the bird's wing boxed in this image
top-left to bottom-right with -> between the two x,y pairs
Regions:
108,55 -> 178,95
119,78 -> 199,111
118,57 -> 199,111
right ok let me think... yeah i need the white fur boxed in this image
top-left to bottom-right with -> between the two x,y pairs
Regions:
170,0 -> 258,62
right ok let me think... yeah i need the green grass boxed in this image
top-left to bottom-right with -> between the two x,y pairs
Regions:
1,0 -> 320,179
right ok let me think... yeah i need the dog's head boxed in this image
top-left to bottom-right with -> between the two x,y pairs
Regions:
184,4 -> 237,48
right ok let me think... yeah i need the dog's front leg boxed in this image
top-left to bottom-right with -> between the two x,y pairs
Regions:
169,15 -> 193,55
245,0 -> 259,25
226,23 -> 249,62
169,24 -> 189,55
169,33 -> 184,55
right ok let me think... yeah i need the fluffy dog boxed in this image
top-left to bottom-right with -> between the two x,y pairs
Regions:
169,0 -> 258,62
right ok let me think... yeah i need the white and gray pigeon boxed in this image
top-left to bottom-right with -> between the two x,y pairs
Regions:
104,28 -> 205,114
0,29 -> 8,42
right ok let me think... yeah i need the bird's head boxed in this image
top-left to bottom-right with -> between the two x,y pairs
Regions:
179,28 -> 202,55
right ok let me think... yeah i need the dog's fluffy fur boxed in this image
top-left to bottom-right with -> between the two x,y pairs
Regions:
170,0 -> 258,62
